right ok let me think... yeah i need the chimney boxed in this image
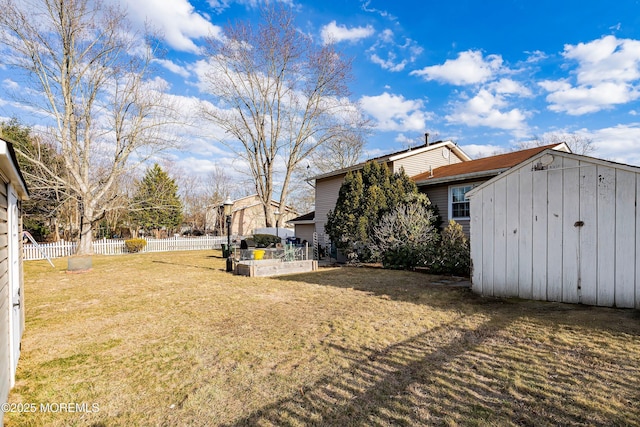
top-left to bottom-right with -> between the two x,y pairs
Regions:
424,132 -> 430,146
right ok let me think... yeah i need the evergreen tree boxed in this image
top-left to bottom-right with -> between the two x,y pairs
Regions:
325,161 -> 419,261
130,164 -> 183,236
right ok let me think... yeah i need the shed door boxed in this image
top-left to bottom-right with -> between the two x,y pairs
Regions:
7,186 -> 20,384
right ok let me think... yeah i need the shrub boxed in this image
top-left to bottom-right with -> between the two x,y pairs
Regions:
125,238 -> 147,253
252,234 -> 281,248
429,220 -> 471,276
369,202 -> 439,270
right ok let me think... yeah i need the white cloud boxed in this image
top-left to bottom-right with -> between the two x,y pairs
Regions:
488,78 -> 532,96
119,0 -> 222,53
367,29 -> 422,72
2,79 -> 19,90
359,92 -> 431,132
320,21 -> 374,45
206,0 -> 295,14
446,89 -> 528,131
589,123 -> 640,166
410,50 -> 504,85
154,59 -> 191,78
459,144 -> 505,159
540,36 -> 640,115
542,81 -> 638,115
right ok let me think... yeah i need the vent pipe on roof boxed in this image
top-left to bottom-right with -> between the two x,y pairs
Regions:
425,133 -> 430,146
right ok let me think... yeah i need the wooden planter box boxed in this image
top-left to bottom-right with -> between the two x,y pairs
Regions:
235,260 -> 318,277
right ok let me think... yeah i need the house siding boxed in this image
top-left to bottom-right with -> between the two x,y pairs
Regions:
293,223 -> 314,245
420,178 -> 489,236
393,146 -> 464,177
314,174 -> 345,237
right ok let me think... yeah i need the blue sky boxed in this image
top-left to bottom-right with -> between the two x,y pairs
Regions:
3,0 -> 640,178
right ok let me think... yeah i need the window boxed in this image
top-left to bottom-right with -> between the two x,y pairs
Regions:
450,185 -> 473,219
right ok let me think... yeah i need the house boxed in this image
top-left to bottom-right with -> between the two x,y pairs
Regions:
468,149 -> 640,308
414,143 -> 570,235
288,211 -> 315,244
309,139 -> 471,245
211,194 -> 298,236
0,137 -> 29,422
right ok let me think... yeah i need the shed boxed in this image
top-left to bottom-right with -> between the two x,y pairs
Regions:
468,149 -> 640,308
0,137 -> 28,420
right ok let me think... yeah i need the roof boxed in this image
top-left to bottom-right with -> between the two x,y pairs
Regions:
288,211 -> 315,224
218,194 -> 296,213
413,143 -> 570,186
310,140 -> 471,181
0,137 -> 29,199
467,148 -> 640,198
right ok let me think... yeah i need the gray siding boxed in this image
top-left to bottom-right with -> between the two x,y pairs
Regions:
314,174 -> 345,236
421,179 -> 488,237
293,224 -> 315,245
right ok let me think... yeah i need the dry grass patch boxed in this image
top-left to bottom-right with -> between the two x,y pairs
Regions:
6,251 -> 640,426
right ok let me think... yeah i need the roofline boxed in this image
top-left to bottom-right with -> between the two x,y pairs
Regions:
288,219 -> 315,225
413,142 -> 571,185
467,149 -> 640,198
415,168 -> 508,186
0,138 -> 29,200
310,140 -> 470,181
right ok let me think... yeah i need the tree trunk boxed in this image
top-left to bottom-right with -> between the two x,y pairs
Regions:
76,206 -> 94,255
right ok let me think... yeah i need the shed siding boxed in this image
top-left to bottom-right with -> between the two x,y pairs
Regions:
470,152 -> 640,308
0,181 -> 8,411
562,158 -> 580,304
505,172 -> 520,295
615,170 -> 636,308
579,163 -> 598,305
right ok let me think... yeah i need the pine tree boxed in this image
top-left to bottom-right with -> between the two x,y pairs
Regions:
130,164 -> 183,236
325,161 -> 419,261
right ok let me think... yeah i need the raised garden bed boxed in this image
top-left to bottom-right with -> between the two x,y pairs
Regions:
235,259 -> 318,277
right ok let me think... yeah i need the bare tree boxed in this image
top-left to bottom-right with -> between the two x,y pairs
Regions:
516,132 -> 595,155
200,4 -> 368,227
0,0 -> 178,254
309,131 -> 366,174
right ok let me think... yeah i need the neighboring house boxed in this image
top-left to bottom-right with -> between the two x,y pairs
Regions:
468,148 -> 640,309
310,139 -> 471,243
212,194 -> 298,236
414,143 -> 570,235
0,137 -> 29,423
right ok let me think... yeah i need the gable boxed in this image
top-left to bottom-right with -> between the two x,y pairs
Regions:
467,149 -> 640,198
414,143 -> 569,185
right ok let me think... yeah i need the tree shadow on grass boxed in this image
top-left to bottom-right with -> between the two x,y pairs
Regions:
228,268 -> 640,426
225,303 -> 640,426
152,260 -> 220,271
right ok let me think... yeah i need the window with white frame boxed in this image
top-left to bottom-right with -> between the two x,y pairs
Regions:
450,185 -> 473,219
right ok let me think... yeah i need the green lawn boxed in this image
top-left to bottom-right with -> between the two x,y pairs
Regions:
6,250 -> 640,426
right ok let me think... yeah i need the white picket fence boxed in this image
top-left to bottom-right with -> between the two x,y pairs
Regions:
23,235 -> 239,261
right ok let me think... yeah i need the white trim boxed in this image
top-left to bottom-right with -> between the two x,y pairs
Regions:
448,182 -> 482,221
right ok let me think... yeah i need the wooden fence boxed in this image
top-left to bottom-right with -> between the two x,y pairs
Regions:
23,236 -> 239,261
